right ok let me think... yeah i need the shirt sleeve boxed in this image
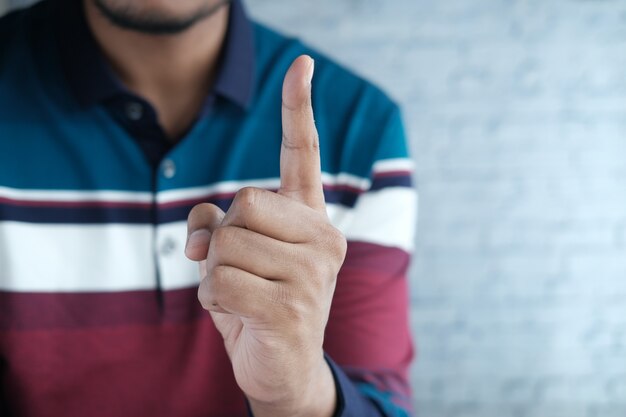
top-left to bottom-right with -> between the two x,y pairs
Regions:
323,104 -> 416,417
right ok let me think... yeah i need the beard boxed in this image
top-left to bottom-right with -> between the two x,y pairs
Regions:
92,0 -> 232,35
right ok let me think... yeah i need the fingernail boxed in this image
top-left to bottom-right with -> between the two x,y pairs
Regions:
185,229 -> 211,255
307,57 -> 315,85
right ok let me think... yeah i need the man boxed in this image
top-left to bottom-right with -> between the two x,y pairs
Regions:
0,0 -> 416,416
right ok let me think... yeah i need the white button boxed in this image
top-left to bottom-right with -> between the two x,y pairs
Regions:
161,159 -> 176,179
160,237 -> 176,256
125,102 -> 143,121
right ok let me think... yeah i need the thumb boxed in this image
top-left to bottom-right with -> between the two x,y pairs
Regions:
279,55 -> 325,211
185,203 -> 225,261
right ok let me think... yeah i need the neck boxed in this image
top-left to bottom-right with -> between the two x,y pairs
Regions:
84,0 -> 230,139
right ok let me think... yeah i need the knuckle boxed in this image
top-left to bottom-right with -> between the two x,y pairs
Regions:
281,132 -> 319,153
231,187 -> 264,224
234,187 -> 259,209
281,96 -> 310,113
331,228 -> 348,260
317,224 -> 347,259
199,265 -> 232,310
304,224 -> 346,285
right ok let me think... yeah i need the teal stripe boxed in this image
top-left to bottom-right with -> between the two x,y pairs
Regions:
356,382 -> 411,417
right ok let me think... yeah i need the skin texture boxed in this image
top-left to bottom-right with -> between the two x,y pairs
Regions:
186,56 -> 345,417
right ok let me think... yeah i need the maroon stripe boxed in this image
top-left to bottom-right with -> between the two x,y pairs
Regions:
341,240 -> 410,270
373,169 -> 412,178
0,288 -> 205,331
374,169 -> 413,177
324,241 -> 413,399
1,322 -> 247,417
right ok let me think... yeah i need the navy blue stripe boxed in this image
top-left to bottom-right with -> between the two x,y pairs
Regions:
370,176 -> 412,191
325,189 -> 359,207
0,188 -> 366,224
157,189 -> 359,223
156,189 -> 360,223
157,198 -> 233,224
0,205 -> 152,224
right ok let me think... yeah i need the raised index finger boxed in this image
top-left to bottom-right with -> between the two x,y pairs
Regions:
279,55 -> 325,212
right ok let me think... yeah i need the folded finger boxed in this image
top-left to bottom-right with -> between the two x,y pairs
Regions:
186,203 -> 225,261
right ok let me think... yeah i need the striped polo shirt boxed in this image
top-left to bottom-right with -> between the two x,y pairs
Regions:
0,0 -> 417,416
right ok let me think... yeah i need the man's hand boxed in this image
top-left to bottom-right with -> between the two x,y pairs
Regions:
185,55 -> 347,417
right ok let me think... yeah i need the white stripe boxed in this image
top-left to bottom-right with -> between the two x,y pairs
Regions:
372,158 -> 415,174
327,187 -> 418,252
0,222 -> 198,292
156,178 -> 281,204
320,172 -> 371,190
0,186 -> 153,204
157,173 -> 374,204
0,222 -> 156,292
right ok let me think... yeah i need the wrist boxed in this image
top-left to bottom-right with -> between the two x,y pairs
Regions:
248,356 -> 337,417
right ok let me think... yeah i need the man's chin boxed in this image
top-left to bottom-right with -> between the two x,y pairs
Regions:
92,0 -> 231,35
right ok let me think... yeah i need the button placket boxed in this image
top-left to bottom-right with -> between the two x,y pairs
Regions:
161,159 -> 176,179
160,237 -> 177,256
125,102 -> 144,121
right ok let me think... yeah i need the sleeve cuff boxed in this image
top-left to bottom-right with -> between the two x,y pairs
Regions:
324,354 -> 384,417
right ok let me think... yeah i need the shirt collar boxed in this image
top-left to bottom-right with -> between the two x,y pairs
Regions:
56,0 -> 255,112
213,0 -> 255,109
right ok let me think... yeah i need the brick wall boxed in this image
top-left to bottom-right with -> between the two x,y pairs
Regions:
3,0 -> 626,416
